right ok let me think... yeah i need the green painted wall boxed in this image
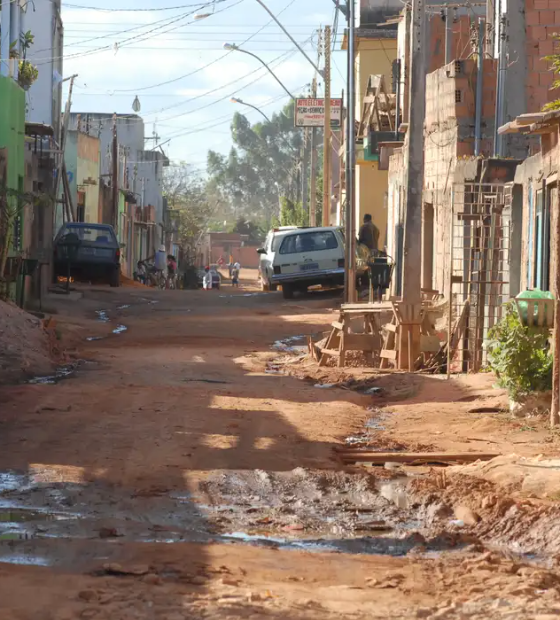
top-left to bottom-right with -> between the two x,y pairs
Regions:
0,75 -> 25,251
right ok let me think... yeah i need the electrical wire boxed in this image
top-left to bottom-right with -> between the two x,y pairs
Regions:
106,0 -> 298,94
33,0 -> 240,62
62,0 -> 220,10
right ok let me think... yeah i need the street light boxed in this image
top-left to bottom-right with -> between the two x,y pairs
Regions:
230,97 -> 271,122
223,42 -> 295,100
253,0 -> 324,78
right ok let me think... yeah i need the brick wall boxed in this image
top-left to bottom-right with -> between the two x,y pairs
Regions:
525,0 -> 560,112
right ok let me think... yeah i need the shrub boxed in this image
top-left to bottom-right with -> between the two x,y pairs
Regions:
486,301 -> 553,401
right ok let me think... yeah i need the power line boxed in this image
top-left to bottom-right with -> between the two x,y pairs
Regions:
83,0 -> 298,95
33,0 -> 241,62
62,0 -> 221,10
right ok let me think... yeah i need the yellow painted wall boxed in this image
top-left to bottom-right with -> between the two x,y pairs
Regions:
356,163 -> 389,249
355,37 -> 397,248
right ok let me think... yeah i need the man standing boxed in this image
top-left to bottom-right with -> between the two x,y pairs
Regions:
358,214 -> 380,252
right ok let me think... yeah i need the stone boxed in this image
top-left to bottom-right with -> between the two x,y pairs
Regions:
142,574 -> 162,585
78,590 -> 99,603
220,578 -> 241,587
98,527 -> 119,539
453,505 -> 481,526
190,575 -> 207,586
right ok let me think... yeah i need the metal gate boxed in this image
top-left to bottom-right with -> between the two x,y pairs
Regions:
448,182 -> 511,372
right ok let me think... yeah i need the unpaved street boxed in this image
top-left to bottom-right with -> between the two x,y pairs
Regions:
2,280 -> 560,619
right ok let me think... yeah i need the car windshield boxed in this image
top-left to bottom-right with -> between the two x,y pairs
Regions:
60,226 -> 115,244
279,231 -> 338,255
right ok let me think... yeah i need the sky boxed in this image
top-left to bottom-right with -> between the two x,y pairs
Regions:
59,0 -> 347,174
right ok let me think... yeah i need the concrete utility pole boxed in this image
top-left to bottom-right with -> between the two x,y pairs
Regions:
309,77 -> 318,227
112,113 -> 119,230
444,7 -> 453,65
552,125 -> 560,427
55,74 -> 79,223
345,0 -> 357,303
0,0 -> 10,77
302,127 -> 310,218
400,0 -> 427,368
322,25 -> 332,227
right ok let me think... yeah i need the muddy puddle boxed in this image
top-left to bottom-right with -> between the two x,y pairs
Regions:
87,307 -> 130,341
0,466 -> 557,569
25,364 -> 77,385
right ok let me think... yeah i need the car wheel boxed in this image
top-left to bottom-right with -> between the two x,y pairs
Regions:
110,268 -> 121,288
282,284 -> 294,299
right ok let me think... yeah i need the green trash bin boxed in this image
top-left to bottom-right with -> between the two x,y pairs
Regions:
515,289 -> 555,328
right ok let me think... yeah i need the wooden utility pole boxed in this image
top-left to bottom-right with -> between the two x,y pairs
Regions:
322,25 -> 332,227
400,0 -> 427,369
309,77 -> 318,227
552,125 -> 560,427
112,113 -> 119,230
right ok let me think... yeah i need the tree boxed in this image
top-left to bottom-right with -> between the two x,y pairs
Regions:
231,217 -> 264,244
206,100 -> 307,226
162,164 -> 220,265
543,42 -> 560,110
279,197 -> 306,227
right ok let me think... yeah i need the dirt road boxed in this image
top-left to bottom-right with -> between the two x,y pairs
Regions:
2,279 -> 560,619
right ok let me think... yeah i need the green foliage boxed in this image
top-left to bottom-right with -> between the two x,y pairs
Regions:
18,60 -> 38,89
162,164 -> 221,263
231,217 -> 264,244
486,302 -> 553,400
279,197 -> 306,227
543,42 -> 560,111
206,100 -> 309,225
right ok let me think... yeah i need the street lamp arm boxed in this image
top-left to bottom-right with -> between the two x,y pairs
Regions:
236,46 -> 295,100
235,100 -> 271,122
253,0 -> 325,78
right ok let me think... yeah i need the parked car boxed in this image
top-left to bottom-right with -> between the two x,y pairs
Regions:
53,222 -> 121,287
258,226 -> 347,299
196,266 -> 221,289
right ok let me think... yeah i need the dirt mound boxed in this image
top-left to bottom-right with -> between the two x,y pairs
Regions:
411,472 -> 560,558
120,274 -> 149,289
0,300 -> 56,384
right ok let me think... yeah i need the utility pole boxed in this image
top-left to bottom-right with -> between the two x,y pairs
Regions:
54,74 -> 79,222
112,113 -> 119,230
301,127 -> 310,220
400,0 -> 427,369
345,0 -> 357,303
309,77 -> 318,227
322,25 -> 332,227
552,125 -> 560,427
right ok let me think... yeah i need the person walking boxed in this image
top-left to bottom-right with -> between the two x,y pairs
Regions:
358,214 -> 380,252
231,263 -> 240,287
203,267 -> 213,290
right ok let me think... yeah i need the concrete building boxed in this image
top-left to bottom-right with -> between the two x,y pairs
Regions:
69,113 -> 169,258
500,111 -> 560,296
342,0 -> 402,247
0,0 -> 28,302
24,0 -> 63,138
64,129 -> 101,224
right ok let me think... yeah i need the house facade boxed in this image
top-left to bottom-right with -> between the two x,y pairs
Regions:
69,113 -> 168,258
25,0 -> 63,138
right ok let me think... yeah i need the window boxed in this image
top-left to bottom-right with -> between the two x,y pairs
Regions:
61,225 -> 116,244
279,231 -> 338,255
534,187 -> 551,291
